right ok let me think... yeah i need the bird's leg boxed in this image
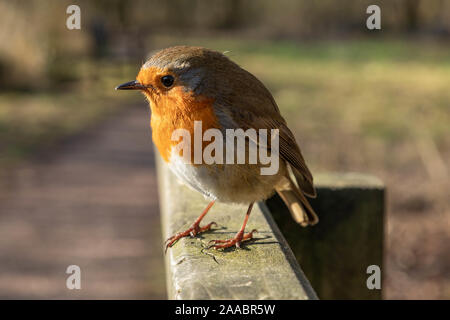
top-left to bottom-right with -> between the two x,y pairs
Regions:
208,202 -> 257,250
165,200 -> 216,253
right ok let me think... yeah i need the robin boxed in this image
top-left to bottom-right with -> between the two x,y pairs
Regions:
116,46 -> 318,251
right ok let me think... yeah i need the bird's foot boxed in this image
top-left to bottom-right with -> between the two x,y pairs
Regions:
207,229 -> 257,250
165,221 -> 216,253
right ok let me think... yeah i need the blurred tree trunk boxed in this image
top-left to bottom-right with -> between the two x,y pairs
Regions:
221,0 -> 242,29
404,0 -> 421,33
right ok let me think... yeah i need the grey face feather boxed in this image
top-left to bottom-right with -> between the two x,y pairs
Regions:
176,67 -> 205,93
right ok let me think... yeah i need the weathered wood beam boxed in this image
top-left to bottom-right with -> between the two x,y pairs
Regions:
156,155 -> 318,300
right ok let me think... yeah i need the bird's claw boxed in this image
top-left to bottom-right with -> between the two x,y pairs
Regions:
165,221 -> 217,253
207,229 -> 257,250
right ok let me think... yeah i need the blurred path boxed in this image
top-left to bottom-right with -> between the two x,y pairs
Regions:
0,105 -> 166,299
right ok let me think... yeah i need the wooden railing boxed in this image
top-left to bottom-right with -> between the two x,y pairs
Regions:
156,155 -> 384,300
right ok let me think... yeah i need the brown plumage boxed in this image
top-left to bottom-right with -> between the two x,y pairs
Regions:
116,46 -> 318,251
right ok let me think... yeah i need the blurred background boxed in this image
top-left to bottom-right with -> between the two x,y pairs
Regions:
0,0 -> 448,299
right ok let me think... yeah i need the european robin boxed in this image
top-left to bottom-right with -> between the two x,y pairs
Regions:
116,46 -> 318,251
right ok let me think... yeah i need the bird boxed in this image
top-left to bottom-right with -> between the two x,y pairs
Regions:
116,46 -> 318,251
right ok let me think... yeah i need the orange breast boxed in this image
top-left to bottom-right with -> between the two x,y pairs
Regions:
149,87 -> 220,163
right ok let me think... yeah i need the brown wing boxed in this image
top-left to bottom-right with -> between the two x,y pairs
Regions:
209,60 -> 315,197
249,115 -> 316,198
216,105 -> 316,198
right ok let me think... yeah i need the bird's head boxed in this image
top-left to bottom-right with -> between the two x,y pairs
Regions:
116,46 -> 239,111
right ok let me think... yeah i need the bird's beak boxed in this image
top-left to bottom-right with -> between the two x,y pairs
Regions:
115,80 -> 143,90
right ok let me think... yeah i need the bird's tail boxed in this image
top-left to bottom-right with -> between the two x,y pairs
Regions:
275,175 -> 319,227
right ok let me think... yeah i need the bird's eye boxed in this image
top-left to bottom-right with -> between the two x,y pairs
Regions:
161,75 -> 174,88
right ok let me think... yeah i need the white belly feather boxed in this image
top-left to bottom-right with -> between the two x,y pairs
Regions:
167,151 -> 286,204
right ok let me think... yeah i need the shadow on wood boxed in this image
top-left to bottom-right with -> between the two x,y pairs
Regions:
264,172 -> 385,300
